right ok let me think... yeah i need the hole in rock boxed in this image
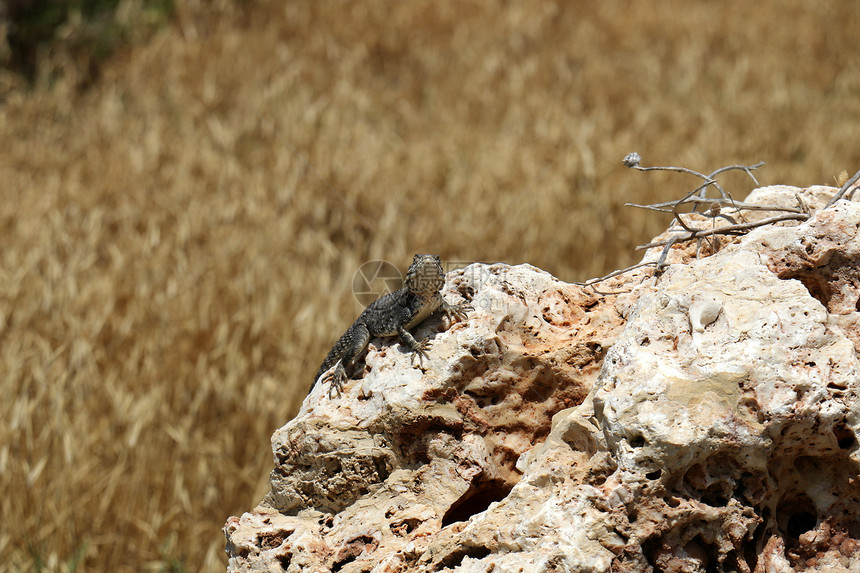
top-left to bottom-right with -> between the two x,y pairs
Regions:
257,531 -> 290,550
828,381 -> 848,391
733,472 -> 766,505
833,423 -> 857,450
739,397 -> 760,418
777,495 -> 818,541
641,536 -> 662,570
390,517 -> 421,537
457,283 -> 476,299
463,389 -> 502,409
742,520 -> 764,573
234,547 -> 250,559
277,553 -> 292,571
433,546 -> 491,570
725,549 -> 753,573
442,480 -> 512,527
644,532 -> 724,573
776,252 -> 860,313
331,554 -> 355,572
629,434 -> 646,448
781,273 -> 832,309
787,511 -> 817,538
396,426 -> 460,466
689,534 -> 719,573
701,483 -> 729,507
331,535 -> 378,572
664,496 -> 681,508
645,470 -> 662,480
319,514 -> 334,529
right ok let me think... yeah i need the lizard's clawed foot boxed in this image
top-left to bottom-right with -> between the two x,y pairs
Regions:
319,362 -> 348,398
444,300 -> 473,323
410,340 -> 431,370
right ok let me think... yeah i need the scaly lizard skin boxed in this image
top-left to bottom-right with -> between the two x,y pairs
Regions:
311,254 -> 470,397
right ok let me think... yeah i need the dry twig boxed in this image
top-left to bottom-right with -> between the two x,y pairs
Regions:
577,154 -> 812,288
824,169 -> 860,208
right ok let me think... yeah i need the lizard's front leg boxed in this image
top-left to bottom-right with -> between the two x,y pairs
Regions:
397,325 -> 430,369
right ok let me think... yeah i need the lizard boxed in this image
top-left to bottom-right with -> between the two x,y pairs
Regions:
310,254 -> 471,398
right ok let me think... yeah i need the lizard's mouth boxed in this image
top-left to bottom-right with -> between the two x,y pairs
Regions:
414,289 -> 439,302
407,276 -> 445,298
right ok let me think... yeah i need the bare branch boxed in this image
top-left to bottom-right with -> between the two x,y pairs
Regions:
824,169 -> 860,209
578,155 -> 810,288
707,161 -> 765,183
625,161 -> 764,202
626,197 -> 806,214
655,236 -> 683,271
573,261 -> 658,287
635,213 -> 809,250
628,163 -> 710,181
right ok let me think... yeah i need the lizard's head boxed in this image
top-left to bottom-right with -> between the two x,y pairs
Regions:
404,254 -> 445,297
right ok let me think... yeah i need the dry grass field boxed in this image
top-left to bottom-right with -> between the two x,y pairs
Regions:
1,0 -> 858,571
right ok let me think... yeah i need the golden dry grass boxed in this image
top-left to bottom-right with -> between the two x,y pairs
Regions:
1,0 -> 858,571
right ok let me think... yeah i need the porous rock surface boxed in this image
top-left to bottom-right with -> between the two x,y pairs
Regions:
225,185 -> 860,572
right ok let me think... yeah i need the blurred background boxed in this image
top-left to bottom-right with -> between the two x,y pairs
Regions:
1,0 -> 858,571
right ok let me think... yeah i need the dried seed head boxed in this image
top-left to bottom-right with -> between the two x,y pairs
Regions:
623,153 -> 641,168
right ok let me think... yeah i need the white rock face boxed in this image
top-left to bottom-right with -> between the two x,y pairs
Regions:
225,186 -> 860,573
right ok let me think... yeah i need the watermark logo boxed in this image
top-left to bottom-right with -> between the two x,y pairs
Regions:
352,260 -> 402,307
351,258 -> 507,309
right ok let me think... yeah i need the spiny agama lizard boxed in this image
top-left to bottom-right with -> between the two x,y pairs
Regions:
311,254 -> 471,398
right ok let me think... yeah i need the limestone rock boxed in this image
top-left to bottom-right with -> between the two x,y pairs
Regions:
225,185 -> 860,572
